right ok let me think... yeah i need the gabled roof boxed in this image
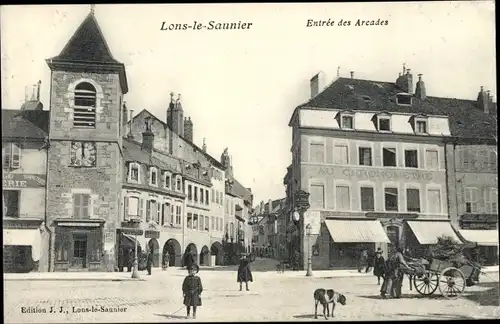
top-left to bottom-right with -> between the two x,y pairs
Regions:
290,77 -> 497,140
122,138 -> 179,173
46,12 -> 128,94
20,100 -> 43,111
129,109 -> 226,169
226,175 -> 253,204
2,109 -> 49,140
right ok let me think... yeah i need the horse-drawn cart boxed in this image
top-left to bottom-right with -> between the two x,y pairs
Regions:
404,257 -> 481,299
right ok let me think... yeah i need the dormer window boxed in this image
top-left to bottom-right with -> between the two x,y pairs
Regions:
128,162 -> 140,183
396,93 -> 412,105
411,115 -> 429,134
149,167 -> 158,186
339,111 -> 355,130
164,172 -> 171,189
375,113 -> 392,132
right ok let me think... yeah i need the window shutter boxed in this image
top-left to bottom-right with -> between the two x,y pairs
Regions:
11,143 -> 21,168
3,144 -> 11,169
139,198 -> 144,219
90,194 -> 99,218
73,194 -> 81,218
156,202 -> 161,223
146,200 -> 151,222
124,197 -> 129,220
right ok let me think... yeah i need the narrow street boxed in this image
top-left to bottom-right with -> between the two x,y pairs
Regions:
4,259 -> 499,323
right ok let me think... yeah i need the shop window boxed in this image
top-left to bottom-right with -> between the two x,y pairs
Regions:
310,184 -> 325,209
425,150 -> 439,170
310,142 -> 325,163
334,145 -> 349,165
427,189 -> 442,214
73,82 -> 97,128
3,190 -> 20,218
73,193 -> 90,219
384,187 -> 398,211
383,148 -> 397,167
2,142 -> 21,169
335,185 -> 350,210
405,149 -> 418,168
464,187 -> 479,213
358,147 -> 372,166
360,187 -> 375,211
406,188 -> 421,212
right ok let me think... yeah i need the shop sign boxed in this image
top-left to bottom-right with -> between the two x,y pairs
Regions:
294,190 -> 310,210
145,230 -> 160,239
460,222 -> 497,230
318,167 -> 433,181
3,173 -> 46,188
120,228 -> 144,236
365,212 -> 419,220
460,214 -> 498,223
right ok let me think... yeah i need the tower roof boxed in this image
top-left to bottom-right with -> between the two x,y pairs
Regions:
46,10 -> 129,94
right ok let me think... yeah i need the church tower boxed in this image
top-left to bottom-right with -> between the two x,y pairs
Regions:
45,7 -> 128,272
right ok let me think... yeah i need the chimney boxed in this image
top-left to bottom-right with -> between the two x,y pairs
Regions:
31,84 -> 36,101
260,201 -> 264,215
141,117 -> 155,153
167,92 -> 175,127
350,71 -> 354,79
310,72 -> 326,98
477,86 -> 489,114
268,199 -> 273,214
122,101 -> 128,128
395,66 -> 413,94
24,86 -> 28,103
184,117 -> 193,142
127,110 -> 134,139
36,80 -> 41,101
414,74 -> 426,100
202,138 -> 207,152
174,94 -> 184,137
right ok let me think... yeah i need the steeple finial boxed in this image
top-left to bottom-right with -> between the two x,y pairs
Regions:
170,92 -> 175,102
90,4 -> 96,15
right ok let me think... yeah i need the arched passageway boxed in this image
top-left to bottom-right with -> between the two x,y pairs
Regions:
162,239 -> 182,267
199,245 -> 210,266
210,241 -> 223,266
148,238 -> 160,267
183,243 -> 198,267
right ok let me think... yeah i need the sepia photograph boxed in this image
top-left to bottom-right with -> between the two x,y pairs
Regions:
1,2 -> 498,322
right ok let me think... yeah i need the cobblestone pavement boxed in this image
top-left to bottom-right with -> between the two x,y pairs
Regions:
4,269 -> 499,323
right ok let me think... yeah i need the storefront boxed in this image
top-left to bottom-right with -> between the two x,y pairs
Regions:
3,220 -> 43,273
404,220 -> 462,258
457,214 -> 498,266
323,219 -> 390,269
53,219 -> 105,272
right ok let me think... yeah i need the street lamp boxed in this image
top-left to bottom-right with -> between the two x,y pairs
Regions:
124,218 -> 142,279
305,223 -> 313,277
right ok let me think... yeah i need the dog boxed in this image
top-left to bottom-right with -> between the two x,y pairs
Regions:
313,288 -> 347,319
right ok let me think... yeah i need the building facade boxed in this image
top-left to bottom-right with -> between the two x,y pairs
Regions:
2,104 -> 50,273
5,9 -> 252,272
287,68 -> 473,270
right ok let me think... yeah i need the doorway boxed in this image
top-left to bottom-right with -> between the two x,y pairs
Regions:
71,234 -> 88,270
386,225 -> 400,253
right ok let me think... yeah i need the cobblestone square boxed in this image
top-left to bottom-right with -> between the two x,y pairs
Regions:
4,267 -> 499,323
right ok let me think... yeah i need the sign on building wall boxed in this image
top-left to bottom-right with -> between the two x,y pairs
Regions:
318,167 -> 433,181
3,173 -> 46,188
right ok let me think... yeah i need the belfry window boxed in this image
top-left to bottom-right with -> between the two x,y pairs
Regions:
74,82 -> 97,128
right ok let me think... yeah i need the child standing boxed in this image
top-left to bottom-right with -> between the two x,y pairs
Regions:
182,267 -> 203,319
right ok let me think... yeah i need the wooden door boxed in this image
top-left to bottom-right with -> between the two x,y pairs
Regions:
71,234 -> 88,269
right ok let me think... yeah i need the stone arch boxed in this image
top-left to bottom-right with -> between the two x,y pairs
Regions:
147,238 -> 160,267
210,241 -> 223,266
199,245 -> 210,266
66,78 -> 105,122
183,243 -> 198,267
163,239 -> 182,267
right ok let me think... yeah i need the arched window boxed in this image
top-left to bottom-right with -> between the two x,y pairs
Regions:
74,82 -> 97,128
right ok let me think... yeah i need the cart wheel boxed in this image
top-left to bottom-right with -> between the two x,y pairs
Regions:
438,267 -> 466,299
413,271 -> 439,295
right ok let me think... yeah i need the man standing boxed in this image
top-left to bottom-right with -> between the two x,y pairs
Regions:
381,246 -> 409,298
146,249 -> 153,275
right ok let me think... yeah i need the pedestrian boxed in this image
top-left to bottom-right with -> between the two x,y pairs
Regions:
380,246 -> 409,299
146,249 -> 153,275
182,266 -> 203,319
365,249 -> 375,273
127,248 -> 134,272
358,249 -> 368,273
237,253 -> 253,291
162,252 -> 169,270
373,248 -> 385,285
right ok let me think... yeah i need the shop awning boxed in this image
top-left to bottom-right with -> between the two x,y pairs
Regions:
457,229 -> 499,247
325,220 -> 390,243
3,229 -> 42,261
407,221 -> 461,245
120,233 -> 141,250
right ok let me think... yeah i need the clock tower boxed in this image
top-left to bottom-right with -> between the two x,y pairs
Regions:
45,8 -> 129,272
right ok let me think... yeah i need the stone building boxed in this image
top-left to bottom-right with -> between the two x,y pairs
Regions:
250,199 -> 286,258
2,93 -> 50,272
22,9 -> 252,272
444,87 -> 498,265
287,67 -> 470,269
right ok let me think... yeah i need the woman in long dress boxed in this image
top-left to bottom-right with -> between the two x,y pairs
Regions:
237,254 -> 253,291
373,248 -> 385,285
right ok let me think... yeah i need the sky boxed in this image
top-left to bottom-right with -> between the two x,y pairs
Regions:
1,2 -> 496,205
